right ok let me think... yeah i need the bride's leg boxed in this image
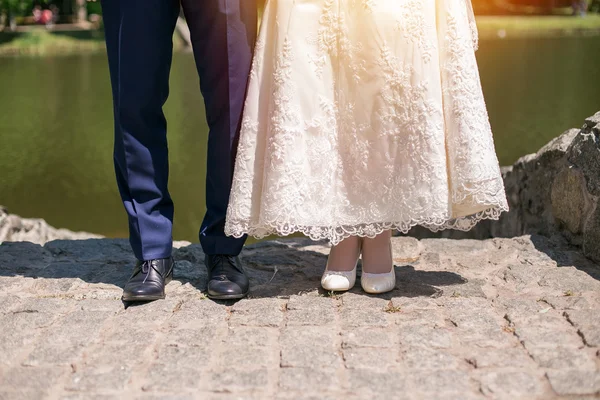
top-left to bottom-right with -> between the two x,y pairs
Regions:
360,230 -> 396,294
326,236 -> 361,272
361,230 -> 393,273
321,236 -> 361,292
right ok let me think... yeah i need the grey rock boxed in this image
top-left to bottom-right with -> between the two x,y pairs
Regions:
0,207 -> 102,245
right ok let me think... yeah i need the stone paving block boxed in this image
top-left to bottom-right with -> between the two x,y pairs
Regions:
341,328 -> 395,348
391,297 -> 440,310
577,326 -> 600,347
206,368 -> 269,392
23,310 -> 113,366
494,297 -> 547,318
339,294 -> 389,328
0,296 -> 24,314
56,394 -> 119,400
0,365 -> 68,392
542,295 -> 595,310
394,308 -> 446,326
229,298 -> 285,327
15,297 -> 76,314
76,299 -> 123,313
400,347 -> 463,370
546,370 -> 600,396
0,311 -> 59,365
82,343 -> 150,367
477,370 -> 547,398
342,346 -> 398,369
539,266 -> 600,292
455,325 -> 516,348
564,310 -> 600,346
423,393 -> 486,400
279,367 -> 341,392
274,392 -> 361,400
121,298 -> 182,325
408,369 -> 473,394
103,323 -> 160,345
215,345 -> 273,367
398,324 -> 453,349
463,347 -> 536,369
505,309 -> 567,328
280,326 -> 340,368
285,295 -> 336,326
0,390 -> 47,400
0,277 -> 35,295
515,325 -> 584,349
67,365 -> 134,392
440,279 -> 487,299
528,346 -> 597,370
346,368 -> 410,397
419,239 -> 494,257
141,363 -> 204,392
155,344 -> 208,369
201,393 -> 266,400
500,264 -> 546,293
221,326 -> 272,348
168,299 -> 228,328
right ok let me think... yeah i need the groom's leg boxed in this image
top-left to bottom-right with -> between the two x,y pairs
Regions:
101,0 -> 180,261
182,0 -> 257,255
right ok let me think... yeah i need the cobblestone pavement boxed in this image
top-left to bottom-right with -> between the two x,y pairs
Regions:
0,235 -> 599,399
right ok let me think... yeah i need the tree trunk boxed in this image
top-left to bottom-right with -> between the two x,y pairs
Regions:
8,14 -> 16,31
76,0 -> 87,23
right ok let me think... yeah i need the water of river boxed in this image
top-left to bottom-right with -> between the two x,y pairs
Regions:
1,36 -> 599,242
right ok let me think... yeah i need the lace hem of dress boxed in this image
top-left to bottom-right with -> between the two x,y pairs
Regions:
225,202 -> 509,246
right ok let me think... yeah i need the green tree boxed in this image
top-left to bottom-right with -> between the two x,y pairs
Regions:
1,0 -> 42,30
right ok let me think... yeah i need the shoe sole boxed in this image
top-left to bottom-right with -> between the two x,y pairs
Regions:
121,270 -> 173,302
122,294 -> 166,302
207,292 -> 248,300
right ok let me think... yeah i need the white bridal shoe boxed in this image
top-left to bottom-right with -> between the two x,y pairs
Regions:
360,235 -> 396,294
361,268 -> 396,294
321,240 -> 361,292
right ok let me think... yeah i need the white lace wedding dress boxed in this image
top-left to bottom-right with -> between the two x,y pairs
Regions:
225,0 -> 509,245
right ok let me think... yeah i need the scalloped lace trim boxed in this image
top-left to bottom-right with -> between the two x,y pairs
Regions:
226,202 -> 509,246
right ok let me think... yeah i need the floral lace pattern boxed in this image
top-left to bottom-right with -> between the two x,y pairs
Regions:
225,0 -> 508,245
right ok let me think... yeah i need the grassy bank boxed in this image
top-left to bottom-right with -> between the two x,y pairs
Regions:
1,14 -> 600,56
0,29 -> 105,56
0,28 -> 187,56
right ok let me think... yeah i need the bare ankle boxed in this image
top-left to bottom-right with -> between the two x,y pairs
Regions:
326,236 -> 361,272
361,231 -> 393,274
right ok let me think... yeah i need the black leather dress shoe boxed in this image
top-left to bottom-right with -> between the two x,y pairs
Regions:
205,255 -> 249,300
122,257 -> 174,302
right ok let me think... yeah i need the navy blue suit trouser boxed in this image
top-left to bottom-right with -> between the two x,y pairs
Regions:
101,0 -> 255,260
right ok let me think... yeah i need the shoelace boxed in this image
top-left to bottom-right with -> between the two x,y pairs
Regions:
211,255 -> 239,277
141,260 -> 157,283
